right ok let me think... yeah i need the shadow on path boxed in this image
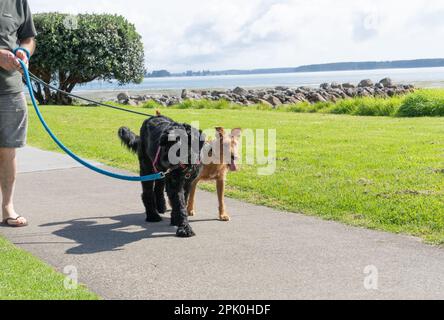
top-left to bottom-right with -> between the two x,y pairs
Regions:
40,213 -> 177,255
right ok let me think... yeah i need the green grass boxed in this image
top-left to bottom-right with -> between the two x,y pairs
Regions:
26,105 -> 444,244
397,89 -> 444,117
136,89 -> 444,117
0,236 -> 99,300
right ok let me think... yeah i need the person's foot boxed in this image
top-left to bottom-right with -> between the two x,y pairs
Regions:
2,205 -> 27,227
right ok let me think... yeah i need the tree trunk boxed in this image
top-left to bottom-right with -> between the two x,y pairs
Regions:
28,69 -> 96,105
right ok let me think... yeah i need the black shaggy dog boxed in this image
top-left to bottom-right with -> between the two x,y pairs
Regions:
118,114 -> 205,238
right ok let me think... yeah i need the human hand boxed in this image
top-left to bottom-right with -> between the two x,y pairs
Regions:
0,49 -> 20,72
14,49 -> 29,74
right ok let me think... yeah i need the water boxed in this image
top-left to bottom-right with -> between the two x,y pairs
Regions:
75,67 -> 444,94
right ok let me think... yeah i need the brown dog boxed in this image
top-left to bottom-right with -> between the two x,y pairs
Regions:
187,127 -> 242,221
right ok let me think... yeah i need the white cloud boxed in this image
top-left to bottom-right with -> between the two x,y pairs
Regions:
30,0 -> 444,72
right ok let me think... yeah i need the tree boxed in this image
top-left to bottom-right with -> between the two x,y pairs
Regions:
30,13 -> 145,105
147,70 -> 171,78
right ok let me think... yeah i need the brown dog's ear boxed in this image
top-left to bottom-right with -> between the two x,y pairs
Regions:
231,128 -> 242,140
215,127 -> 225,138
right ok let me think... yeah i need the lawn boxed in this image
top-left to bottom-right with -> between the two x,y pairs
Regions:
0,236 -> 99,300
27,105 -> 444,244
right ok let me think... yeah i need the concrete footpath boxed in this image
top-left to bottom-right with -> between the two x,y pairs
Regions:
1,147 -> 443,299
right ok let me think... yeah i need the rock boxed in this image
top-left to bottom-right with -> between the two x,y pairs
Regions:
331,82 -> 342,89
395,88 -> 406,95
342,83 -> 355,89
357,88 -> 370,97
115,81 -> 414,108
127,99 -> 139,106
294,93 -> 307,102
181,89 -> 189,99
358,79 -> 374,88
344,88 -> 357,97
375,82 -> 384,89
256,91 -> 267,98
130,95 -> 145,102
287,96 -> 300,104
320,83 -> 331,90
379,78 -> 393,87
266,95 -> 282,107
219,94 -> 233,101
308,92 -> 327,103
364,87 -> 375,95
300,87 -> 313,92
211,90 -> 225,97
233,87 -> 248,95
117,92 -> 130,104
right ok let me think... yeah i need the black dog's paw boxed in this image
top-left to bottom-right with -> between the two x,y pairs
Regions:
170,216 -> 180,227
146,212 -> 163,223
176,224 -> 196,238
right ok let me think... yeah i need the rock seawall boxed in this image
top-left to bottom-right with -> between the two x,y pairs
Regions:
116,78 -> 415,107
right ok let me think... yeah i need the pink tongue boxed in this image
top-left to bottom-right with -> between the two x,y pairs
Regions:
230,161 -> 238,172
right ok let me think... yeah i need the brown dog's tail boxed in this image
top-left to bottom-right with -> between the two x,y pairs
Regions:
118,127 -> 140,154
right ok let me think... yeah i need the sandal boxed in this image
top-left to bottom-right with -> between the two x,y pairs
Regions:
2,216 -> 28,228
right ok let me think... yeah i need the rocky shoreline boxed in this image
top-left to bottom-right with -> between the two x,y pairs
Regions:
115,78 -> 415,108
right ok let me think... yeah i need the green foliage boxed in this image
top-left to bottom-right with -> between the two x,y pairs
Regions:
396,89 -> 444,117
176,99 -> 237,110
326,97 -> 403,116
283,90 -> 444,117
286,101 -> 323,113
141,99 -> 162,109
31,13 -> 145,104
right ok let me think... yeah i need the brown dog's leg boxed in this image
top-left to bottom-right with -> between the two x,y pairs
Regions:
217,179 -> 230,221
187,177 -> 200,216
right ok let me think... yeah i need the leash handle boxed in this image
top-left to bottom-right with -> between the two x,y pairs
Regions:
13,47 -> 31,60
18,58 -> 165,182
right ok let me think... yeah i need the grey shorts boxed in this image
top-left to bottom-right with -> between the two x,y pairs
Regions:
0,92 -> 28,148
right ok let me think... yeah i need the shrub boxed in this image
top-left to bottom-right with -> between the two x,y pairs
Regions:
175,99 -> 238,110
32,13 -> 145,105
142,100 -> 162,109
287,102 -> 320,113
397,90 -> 444,117
353,97 -> 402,116
328,99 -> 357,115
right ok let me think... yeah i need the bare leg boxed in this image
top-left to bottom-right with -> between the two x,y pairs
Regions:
217,179 -> 230,221
0,148 -> 27,226
187,177 -> 200,216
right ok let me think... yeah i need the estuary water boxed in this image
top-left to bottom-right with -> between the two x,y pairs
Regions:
75,67 -> 444,96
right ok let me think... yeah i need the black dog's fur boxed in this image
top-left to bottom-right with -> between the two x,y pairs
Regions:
118,115 -> 204,238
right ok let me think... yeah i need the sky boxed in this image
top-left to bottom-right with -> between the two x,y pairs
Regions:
31,0 -> 444,72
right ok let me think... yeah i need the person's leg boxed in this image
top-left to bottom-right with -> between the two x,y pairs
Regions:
0,147 -> 26,225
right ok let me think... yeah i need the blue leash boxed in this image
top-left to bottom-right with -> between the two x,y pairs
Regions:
14,48 -> 165,182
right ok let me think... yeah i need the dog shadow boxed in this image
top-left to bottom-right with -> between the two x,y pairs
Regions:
40,213 -> 178,255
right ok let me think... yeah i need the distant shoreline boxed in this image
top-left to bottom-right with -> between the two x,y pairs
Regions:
150,58 -> 444,78
68,66 -> 444,101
